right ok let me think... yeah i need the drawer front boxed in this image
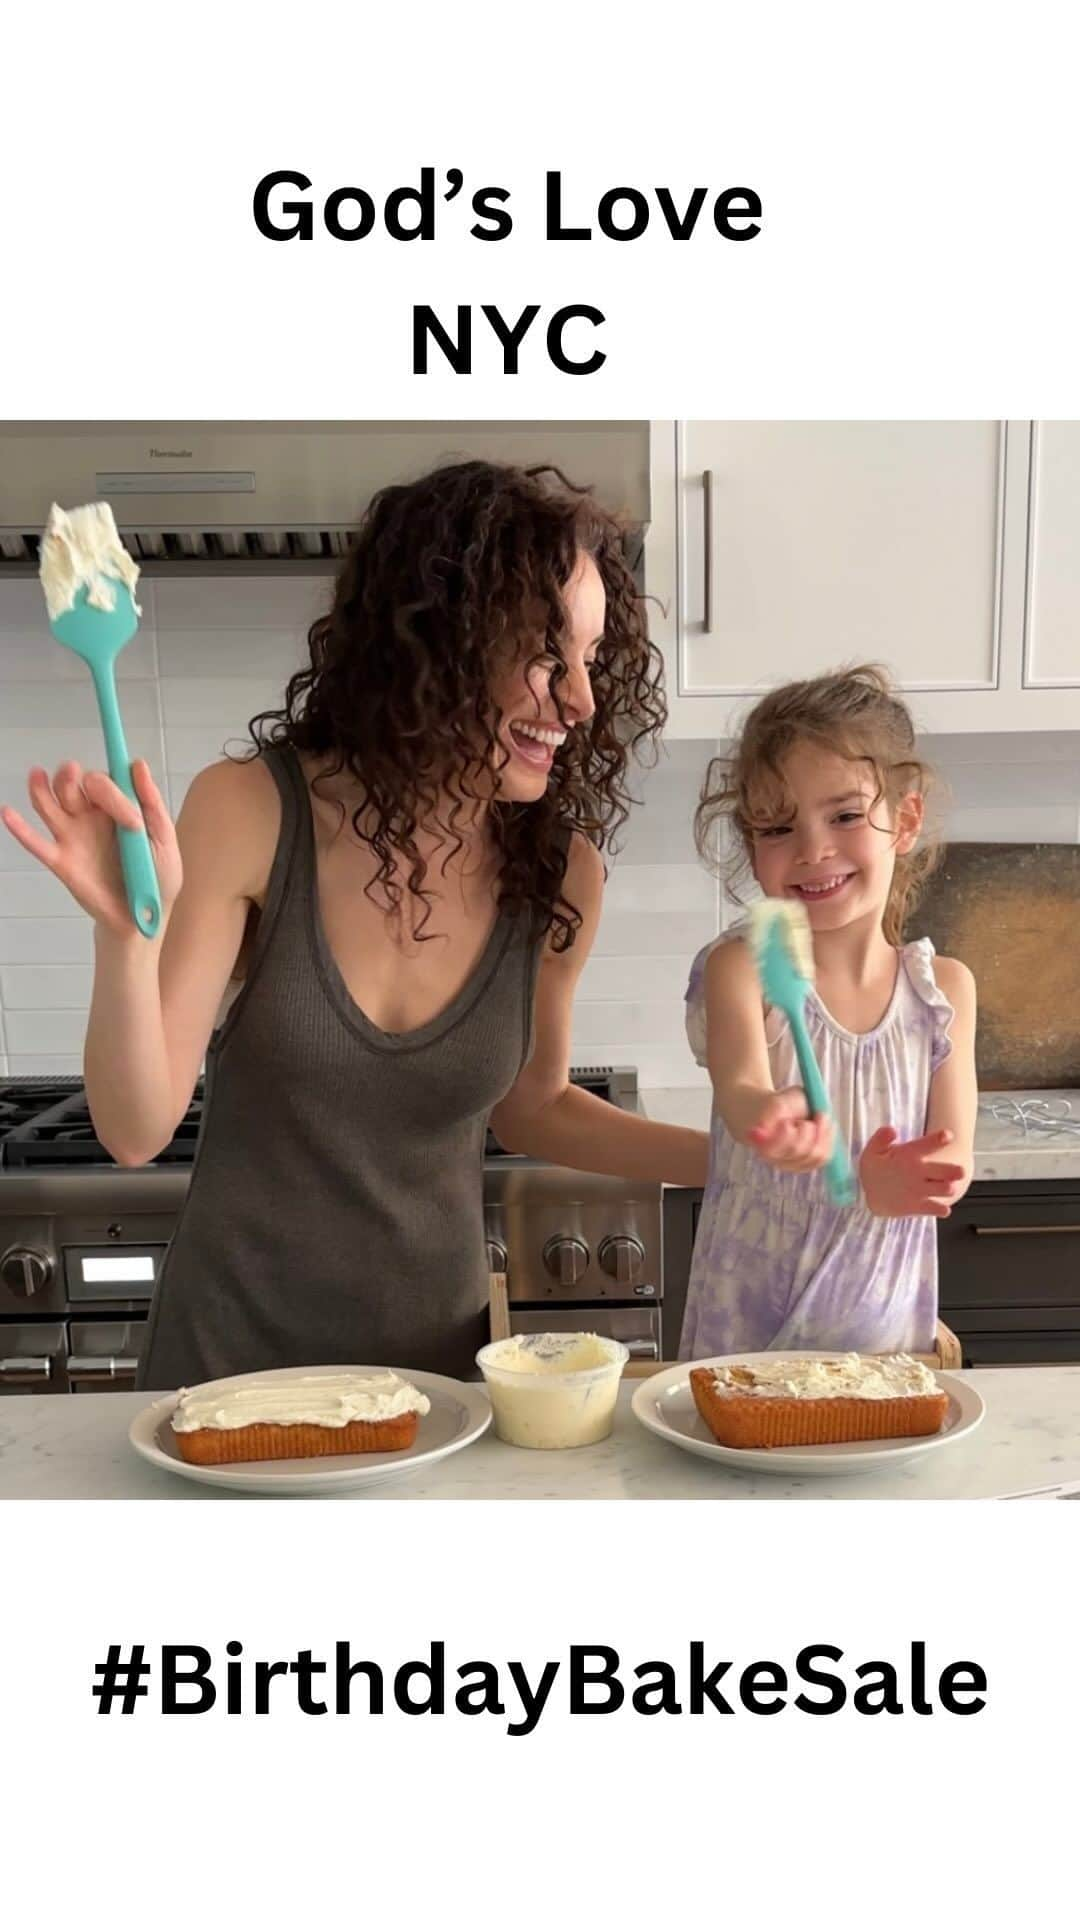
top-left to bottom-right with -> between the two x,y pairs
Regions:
939,1190 -> 1080,1313
0,1321 -> 67,1393
946,1326 -> 1080,1366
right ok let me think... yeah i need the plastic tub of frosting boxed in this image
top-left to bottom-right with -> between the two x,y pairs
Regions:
475,1332 -> 629,1450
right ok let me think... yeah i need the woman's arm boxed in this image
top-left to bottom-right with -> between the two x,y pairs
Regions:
488,836 -> 709,1185
84,758 -> 279,1164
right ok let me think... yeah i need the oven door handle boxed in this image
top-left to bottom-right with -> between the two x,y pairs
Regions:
0,1355 -> 53,1384
66,1355 -> 140,1381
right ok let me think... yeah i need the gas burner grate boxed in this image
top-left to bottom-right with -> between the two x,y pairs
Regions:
0,1077 -> 204,1168
0,1076 -> 85,1134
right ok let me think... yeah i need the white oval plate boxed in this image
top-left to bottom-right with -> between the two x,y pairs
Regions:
631,1352 -> 985,1477
129,1364 -> 491,1494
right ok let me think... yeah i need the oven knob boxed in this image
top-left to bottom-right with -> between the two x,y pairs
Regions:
1,1246 -> 53,1299
542,1236 -> 589,1288
598,1235 -> 645,1286
485,1238 -> 508,1274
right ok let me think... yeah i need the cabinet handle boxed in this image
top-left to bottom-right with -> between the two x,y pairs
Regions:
0,1355 -> 52,1383
702,469 -> 714,634
67,1355 -> 140,1378
971,1224 -> 1080,1236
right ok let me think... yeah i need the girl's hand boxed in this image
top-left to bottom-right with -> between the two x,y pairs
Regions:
860,1126 -> 966,1218
747,1088 -> 834,1174
0,760 -> 182,939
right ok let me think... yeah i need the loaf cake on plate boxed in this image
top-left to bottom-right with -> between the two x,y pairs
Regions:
170,1369 -> 431,1465
689,1353 -> 947,1450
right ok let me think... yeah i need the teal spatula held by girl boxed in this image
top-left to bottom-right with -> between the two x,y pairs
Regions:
748,897 -> 859,1207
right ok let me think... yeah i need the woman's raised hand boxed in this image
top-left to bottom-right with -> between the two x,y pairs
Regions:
0,760 -> 183,939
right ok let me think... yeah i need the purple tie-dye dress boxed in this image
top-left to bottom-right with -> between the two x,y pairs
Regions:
679,925 -> 955,1360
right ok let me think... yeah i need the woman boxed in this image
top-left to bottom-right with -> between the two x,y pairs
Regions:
1,460 -> 709,1386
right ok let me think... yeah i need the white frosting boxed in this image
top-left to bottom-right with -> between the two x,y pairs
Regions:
476,1333 -> 627,1449
704,1353 -> 940,1401
171,1370 -> 431,1433
482,1333 -> 616,1375
39,501 -> 141,621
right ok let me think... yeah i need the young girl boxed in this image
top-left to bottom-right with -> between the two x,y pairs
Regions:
679,664 -> 977,1359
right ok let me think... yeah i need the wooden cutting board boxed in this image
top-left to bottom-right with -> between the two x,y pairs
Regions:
907,843 -> 1080,1090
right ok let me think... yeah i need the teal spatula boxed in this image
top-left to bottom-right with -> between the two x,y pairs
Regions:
747,899 -> 858,1207
48,581 -> 162,938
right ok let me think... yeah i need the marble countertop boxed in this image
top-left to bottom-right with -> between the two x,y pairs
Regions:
645,1086 -> 1080,1183
2,1368 -> 1077,1500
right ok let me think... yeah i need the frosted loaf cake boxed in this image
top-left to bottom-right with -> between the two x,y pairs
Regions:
689,1353 -> 948,1450
170,1370 -> 431,1464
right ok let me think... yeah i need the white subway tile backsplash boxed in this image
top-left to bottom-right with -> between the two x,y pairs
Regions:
160,678 -> 290,727
0,622 -> 158,681
591,910 -> 716,958
603,863 -> 716,916
163,727 -> 251,775
927,731 -> 1080,766
578,955 -> 691,1004
572,998 -> 688,1047
1,965 -> 93,1009
0,579 -> 63,633
0,918 -> 94,963
0,832 -> 40,875
0,681 -> 161,729
5,1010 -> 89,1052
613,749 -> 713,865
154,576 -> 330,631
7,1055 -> 83,1076
157,628 -> 308,679
167,772 -> 196,817
944,805 -> 1080,843
1,871 -> 83,917
0,728 -> 164,780
939,760 -> 1080,808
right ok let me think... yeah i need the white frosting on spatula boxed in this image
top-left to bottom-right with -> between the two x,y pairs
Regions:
39,501 -> 141,621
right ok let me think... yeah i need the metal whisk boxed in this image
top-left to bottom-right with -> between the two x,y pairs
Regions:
983,1095 -> 1080,1140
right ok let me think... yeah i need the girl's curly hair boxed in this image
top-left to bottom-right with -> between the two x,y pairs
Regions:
246,458 -> 665,950
694,663 -> 944,946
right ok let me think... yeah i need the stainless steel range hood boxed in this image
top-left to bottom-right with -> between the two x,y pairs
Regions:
0,421 -> 650,577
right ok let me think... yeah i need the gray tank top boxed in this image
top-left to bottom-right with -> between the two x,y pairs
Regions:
138,745 -> 545,1389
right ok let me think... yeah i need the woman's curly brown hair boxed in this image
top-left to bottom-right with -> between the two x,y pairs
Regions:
694,664 -> 944,945
246,459 -> 665,949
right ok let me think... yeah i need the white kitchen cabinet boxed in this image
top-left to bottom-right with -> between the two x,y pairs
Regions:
647,420 -> 1080,736
1023,422 -> 1080,691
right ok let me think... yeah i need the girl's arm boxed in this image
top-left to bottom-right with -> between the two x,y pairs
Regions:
859,956 -> 977,1217
488,835 -> 709,1185
703,936 -> 833,1172
923,957 -> 978,1193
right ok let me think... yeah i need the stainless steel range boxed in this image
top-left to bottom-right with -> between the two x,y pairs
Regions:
0,1067 -> 662,1393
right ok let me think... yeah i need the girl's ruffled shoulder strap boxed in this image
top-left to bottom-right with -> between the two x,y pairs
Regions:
900,936 -> 956,1072
685,922 -> 749,1067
